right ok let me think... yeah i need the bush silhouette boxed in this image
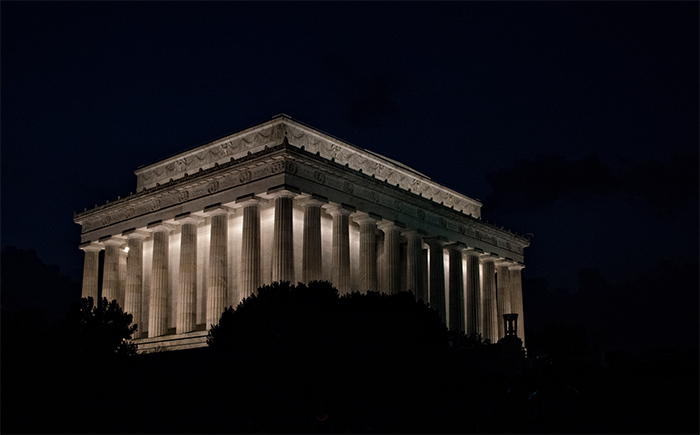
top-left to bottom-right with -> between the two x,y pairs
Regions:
64,296 -> 137,358
207,281 -> 454,432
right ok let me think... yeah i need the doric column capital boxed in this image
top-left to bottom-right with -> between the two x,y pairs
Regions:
202,203 -> 232,217
495,258 -> 514,267
463,247 -> 483,258
351,211 -> 381,225
508,263 -> 525,271
423,235 -> 447,246
480,252 -> 500,263
174,212 -> 205,226
324,203 -> 355,217
401,227 -> 427,238
267,184 -> 301,199
377,219 -> 405,232
235,193 -> 265,208
444,241 -> 466,252
100,235 -> 127,247
147,221 -> 174,233
301,194 -> 328,208
122,228 -> 150,239
79,241 -> 104,252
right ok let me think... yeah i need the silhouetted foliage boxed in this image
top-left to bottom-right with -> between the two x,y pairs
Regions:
207,281 -> 454,432
448,329 -> 491,348
1,245 -> 80,321
528,321 -> 589,361
64,296 -> 137,357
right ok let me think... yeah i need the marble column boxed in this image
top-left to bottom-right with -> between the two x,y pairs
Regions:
149,223 -> 172,337
124,230 -> 148,338
176,215 -> 202,334
207,206 -> 230,329
351,212 -> 379,293
464,249 -> 482,336
270,188 -> 297,284
302,196 -> 326,283
102,237 -> 126,305
378,220 -> 401,295
496,261 -> 512,340
325,204 -> 352,294
425,236 -> 447,323
446,242 -> 465,333
118,248 -> 127,309
80,242 -> 103,301
421,248 -> 429,300
509,264 -> 525,345
480,255 -> 498,343
403,229 -> 425,301
238,196 -> 261,300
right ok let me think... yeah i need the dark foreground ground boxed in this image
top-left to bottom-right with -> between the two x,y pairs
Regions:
3,342 -> 698,434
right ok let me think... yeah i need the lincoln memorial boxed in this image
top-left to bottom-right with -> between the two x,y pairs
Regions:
74,114 -> 529,353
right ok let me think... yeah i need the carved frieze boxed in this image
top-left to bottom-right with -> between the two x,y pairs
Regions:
314,171 -> 326,184
239,170 -> 252,184
343,181 -> 354,194
133,117 -> 481,219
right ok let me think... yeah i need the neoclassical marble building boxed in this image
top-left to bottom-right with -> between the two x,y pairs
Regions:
74,115 -> 529,352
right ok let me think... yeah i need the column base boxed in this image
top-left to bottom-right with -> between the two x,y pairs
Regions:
133,330 -> 209,353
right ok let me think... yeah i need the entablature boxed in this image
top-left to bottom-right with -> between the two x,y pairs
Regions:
76,143 -> 528,261
132,115 -> 482,217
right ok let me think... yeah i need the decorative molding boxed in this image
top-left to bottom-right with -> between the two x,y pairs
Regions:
77,143 -> 529,258
132,116 -> 482,218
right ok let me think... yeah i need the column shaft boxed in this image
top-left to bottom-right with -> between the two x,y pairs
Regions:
327,206 -> 351,294
353,213 -> 378,293
302,199 -> 324,283
509,265 -> 525,346
80,244 -> 102,301
118,249 -> 127,308
496,264 -> 512,339
464,251 -> 482,336
124,234 -> 146,338
447,244 -> 465,333
272,193 -> 295,283
379,222 -> 401,295
239,201 -> 261,300
426,237 -> 446,323
177,220 -> 199,333
149,227 -> 171,337
481,258 -> 498,343
102,240 -> 123,304
404,230 -> 424,300
207,211 -> 228,328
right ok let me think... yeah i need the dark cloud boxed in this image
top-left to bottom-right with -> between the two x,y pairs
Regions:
484,153 -> 617,212
320,52 -> 402,128
485,152 -> 698,219
618,154 -> 699,219
523,260 -> 699,352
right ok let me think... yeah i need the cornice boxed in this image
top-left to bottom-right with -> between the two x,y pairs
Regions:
75,143 -> 529,256
74,144 -> 293,233
288,146 -> 529,251
130,116 -> 482,216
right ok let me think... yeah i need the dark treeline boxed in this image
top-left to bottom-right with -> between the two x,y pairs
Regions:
2,248 -> 698,433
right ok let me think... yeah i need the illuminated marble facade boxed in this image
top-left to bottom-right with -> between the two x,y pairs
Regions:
74,115 -> 529,352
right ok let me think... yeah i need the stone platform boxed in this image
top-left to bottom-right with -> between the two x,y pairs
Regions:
134,330 -> 208,353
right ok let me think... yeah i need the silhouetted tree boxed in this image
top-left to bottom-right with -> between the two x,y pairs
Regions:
528,321 -> 589,361
64,296 -> 137,358
207,281 -> 455,433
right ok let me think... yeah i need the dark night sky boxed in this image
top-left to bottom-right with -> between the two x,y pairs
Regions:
2,2 -> 697,352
